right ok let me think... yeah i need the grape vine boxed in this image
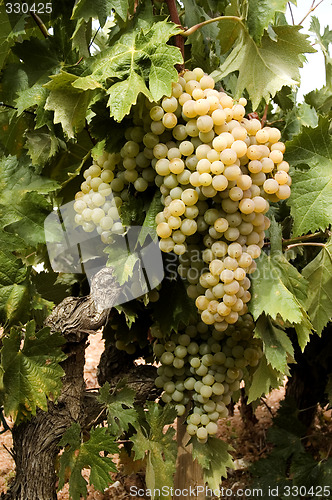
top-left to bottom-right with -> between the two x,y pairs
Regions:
74,67 -> 291,442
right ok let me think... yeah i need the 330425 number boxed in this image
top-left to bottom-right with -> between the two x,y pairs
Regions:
5,3 -> 52,14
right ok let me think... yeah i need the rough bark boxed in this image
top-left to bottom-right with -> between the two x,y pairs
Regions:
239,388 -> 258,426
2,341 -> 87,500
286,324 -> 332,428
2,268 -> 159,500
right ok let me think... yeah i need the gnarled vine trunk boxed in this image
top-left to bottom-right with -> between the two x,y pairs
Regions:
2,269 -> 159,500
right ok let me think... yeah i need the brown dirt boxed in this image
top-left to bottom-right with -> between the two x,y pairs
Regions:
1,333 -> 331,499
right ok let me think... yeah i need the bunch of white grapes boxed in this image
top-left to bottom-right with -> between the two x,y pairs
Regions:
148,68 -> 291,328
73,108 -> 160,241
152,314 -> 262,442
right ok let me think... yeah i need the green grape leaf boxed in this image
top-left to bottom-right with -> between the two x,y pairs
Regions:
72,0 -> 131,25
247,0 -> 288,42
0,8 -> 29,71
305,86 -> 332,116
71,18 -> 91,59
285,117 -> 332,236
0,153 -> 54,245
0,191 -> 52,246
15,84 -> 53,129
302,238 -> 332,335
250,251 -> 307,324
74,21 -> 183,121
293,455 -> 332,489
0,320 -> 66,422
0,232 -> 29,325
191,437 -> 234,490
0,154 -> 59,194
212,25 -> 315,109
152,278 -> 197,335
58,423 -> 118,500
247,355 -> 282,403
44,71 -> 93,139
181,0 -> 221,66
250,221 -> 312,349
24,130 -> 60,167
138,191 -> 163,246
97,382 -> 138,437
0,6 -> 14,71
106,71 -> 152,121
0,107 -> 34,157
255,314 -> 294,373
131,403 -> 177,500
106,250 -> 138,286
309,16 -> 332,91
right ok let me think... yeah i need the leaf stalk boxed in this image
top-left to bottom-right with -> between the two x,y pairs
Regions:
181,16 -> 244,37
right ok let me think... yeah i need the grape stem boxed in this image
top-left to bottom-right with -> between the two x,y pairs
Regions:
282,231 -> 328,246
285,242 -> 326,251
30,11 -> 49,38
0,101 -> 35,116
287,2 -> 295,26
181,16 -> 244,37
298,0 -> 325,26
165,0 -> 185,67
261,103 -> 269,127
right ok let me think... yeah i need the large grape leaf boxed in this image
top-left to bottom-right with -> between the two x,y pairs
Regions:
247,355 -> 282,403
73,21 -> 183,121
191,437 -> 234,490
97,381 -> 138,438
44,71 -> 93,139
254,314 -> 294,373
58,423 -> 118,500
72,0 -> 132,24
131,403 -> 177,500
247,0 -> 288,42
302,238 -> 332,335
285,117 -> 332,236
249,221 -> 313,349
212,25 -> 315,109
0,320 -> 66,422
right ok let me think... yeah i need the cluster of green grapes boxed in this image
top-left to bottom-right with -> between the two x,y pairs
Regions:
73,109 -> 160,241
153,315 -> 262,442
148,69 -> 291,327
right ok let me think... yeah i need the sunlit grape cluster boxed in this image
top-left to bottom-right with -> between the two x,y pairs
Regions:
152,315 -> 262,442
149,68 -> 291,327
